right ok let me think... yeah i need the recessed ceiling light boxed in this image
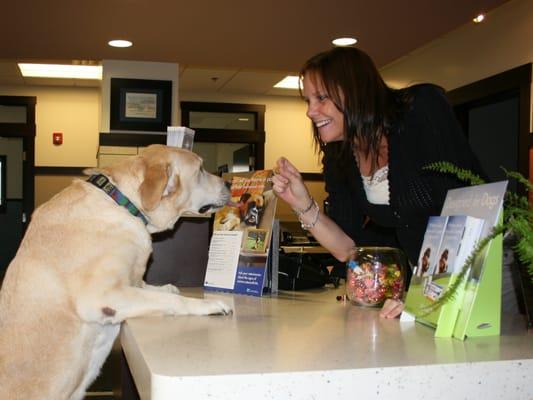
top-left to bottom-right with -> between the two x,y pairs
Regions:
332,37 -> 357,46
473,14 -> 485,23
108,39 -> 133,48
274,76 -> 301,90
18,63 -> 102,79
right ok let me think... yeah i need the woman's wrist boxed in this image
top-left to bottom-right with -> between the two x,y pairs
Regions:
295,199 -> 320,230
292,196 -> 314,217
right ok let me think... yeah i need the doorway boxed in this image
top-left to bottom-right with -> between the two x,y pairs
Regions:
448,63 -> 532,327
0,96 -> 36,276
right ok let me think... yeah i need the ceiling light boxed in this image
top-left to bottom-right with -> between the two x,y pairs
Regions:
274,76 -> 301,90
473,14 -> 485,23
18,63 -> 102,80
332,37 -> 357,46
108,39 -> 133,48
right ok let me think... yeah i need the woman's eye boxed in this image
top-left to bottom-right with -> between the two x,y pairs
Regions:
317,94 -> 328,101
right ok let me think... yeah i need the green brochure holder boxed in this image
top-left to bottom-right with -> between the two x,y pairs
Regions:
403,181 -> 507,341
452,226 -> 502,340
404,224 -> 503,340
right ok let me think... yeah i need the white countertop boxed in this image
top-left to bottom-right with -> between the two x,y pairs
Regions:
121,286 -> 533,400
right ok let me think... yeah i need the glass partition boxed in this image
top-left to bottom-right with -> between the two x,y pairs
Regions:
181,102 -> 265,170
189,111 -> 256,131
0,105 -> 27,124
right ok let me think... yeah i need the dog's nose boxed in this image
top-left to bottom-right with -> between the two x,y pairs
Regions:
224,181 -> 232,190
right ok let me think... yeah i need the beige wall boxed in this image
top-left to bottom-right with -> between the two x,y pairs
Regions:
34,174 -> 86,207
0,84 -> 100,167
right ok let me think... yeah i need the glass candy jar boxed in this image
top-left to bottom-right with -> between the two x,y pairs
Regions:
346,247 -> 406,307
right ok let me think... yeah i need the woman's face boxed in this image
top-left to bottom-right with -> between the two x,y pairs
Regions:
302,72 -> 345,143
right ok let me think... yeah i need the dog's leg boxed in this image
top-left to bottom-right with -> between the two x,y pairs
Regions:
77,287 -> 232,324
141,281 -> 180,294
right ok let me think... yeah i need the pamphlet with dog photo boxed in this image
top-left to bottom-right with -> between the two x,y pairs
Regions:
204,170 -> 277,296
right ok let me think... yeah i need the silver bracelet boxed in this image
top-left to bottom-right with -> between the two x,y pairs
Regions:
299,200 -> 320,230
293,197 -> 315,217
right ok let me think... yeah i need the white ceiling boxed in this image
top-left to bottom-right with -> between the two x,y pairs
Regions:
0,0 -> 511,95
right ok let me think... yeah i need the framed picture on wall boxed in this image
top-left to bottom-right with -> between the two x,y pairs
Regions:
0,155 -> 6,213
110,78 -> 172,132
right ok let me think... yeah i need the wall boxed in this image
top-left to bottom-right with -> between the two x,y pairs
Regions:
381,0 -> 532,131
0,84 -> 99,167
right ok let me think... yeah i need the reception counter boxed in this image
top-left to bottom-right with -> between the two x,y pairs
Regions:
121,286 -> 533,400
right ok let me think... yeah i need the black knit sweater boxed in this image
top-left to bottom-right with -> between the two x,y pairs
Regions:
322,84 -> 484,266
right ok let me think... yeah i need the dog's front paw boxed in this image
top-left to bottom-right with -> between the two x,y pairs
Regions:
208,299 -> 233,316
187,298 -> 233,316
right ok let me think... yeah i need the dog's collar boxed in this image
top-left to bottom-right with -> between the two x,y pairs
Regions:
87,174 -> 149,225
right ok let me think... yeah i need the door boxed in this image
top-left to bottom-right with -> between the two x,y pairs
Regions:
0,96 -> 36,276
0,137 -> 25,271
447,63 -> 532,325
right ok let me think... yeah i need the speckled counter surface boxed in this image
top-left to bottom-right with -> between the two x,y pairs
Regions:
121,286 -> 533,400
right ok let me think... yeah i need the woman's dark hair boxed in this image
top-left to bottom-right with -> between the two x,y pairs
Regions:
300,47 -> 408,171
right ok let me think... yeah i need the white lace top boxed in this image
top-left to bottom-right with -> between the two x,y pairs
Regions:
361,165 -> 390,205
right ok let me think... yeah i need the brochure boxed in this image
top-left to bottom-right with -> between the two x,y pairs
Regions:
204,170 -> 277,296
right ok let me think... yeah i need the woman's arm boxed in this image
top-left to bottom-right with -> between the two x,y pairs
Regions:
272,157 -> 355,262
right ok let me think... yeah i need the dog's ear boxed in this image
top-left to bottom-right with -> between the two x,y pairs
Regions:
139,162 -> 180,211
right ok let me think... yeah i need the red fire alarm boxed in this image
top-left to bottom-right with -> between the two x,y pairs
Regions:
53,132 -> 63,145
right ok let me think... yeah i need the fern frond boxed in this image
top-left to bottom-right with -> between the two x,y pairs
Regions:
502,168 -> 533,192
424,162 -> 486,186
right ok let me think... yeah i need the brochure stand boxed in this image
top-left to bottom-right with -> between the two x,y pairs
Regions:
204,170 -> 278,297
266,219 -> 280,295
403,181 -> 507,340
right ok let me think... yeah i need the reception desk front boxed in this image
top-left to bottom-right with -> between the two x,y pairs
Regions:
121,286 -> 533,400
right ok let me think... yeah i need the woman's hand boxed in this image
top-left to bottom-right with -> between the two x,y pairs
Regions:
379,299 -> 405,319
272,157 -> 312,211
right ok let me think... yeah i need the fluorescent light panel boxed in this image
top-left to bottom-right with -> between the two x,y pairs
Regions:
18,63 -> 102,80
274,75 -> 301,89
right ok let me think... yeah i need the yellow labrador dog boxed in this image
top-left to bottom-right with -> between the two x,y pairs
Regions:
0,144 -> 232,400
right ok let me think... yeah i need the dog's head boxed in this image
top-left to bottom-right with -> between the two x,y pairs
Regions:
239,193 -> 265,227
87,144 -> 230,233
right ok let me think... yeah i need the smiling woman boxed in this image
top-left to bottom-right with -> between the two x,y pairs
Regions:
272,47 -> 485,320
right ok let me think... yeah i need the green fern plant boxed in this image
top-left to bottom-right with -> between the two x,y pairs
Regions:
417,162 -> 533,315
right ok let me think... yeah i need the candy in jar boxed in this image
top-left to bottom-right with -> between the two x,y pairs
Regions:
345,247 -> 406,307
